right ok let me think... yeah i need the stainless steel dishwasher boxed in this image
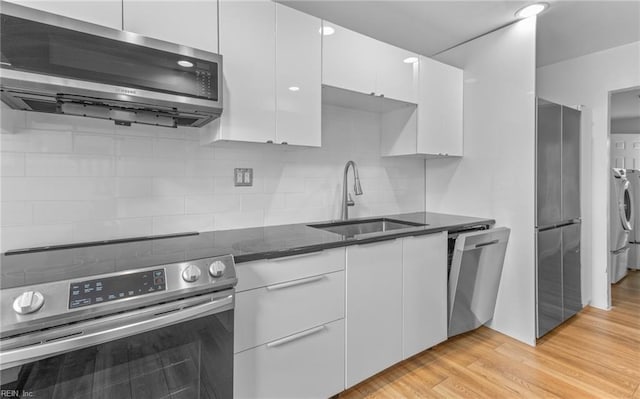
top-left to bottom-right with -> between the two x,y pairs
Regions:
447,227 -> 510,337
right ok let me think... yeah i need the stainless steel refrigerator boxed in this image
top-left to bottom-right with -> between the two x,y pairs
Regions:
536,99 -> 582,338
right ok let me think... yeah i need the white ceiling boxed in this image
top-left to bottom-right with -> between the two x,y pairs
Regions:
280,0 -> 640,67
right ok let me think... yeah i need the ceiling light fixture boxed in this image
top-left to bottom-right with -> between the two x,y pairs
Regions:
515,2 -> 549,19
288,86 -> 300,92
403,57 -> 419,64
177,60 -> 194,68
320,26 -> 335,36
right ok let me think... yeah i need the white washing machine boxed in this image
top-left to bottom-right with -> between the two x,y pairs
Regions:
626,169 -> 640,270
610,168 -> 634,283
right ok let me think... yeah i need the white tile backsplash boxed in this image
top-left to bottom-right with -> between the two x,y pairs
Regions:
117,197 -> 185,218
25,153 -> 115,176
1,202 -> 32,227
72,218 -> 153,242
1,153 -> 25,176
33,200 -> 117,224
152,214 -> 215,235
73,134 -> 115,155
1,129 -> 73,153
185,194 -> 241,214
116,157 -> 185,177
2,177 -> 116,201
0,105 -> 424,251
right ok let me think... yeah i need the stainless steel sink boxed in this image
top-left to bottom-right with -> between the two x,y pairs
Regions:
308,218 -> 427,238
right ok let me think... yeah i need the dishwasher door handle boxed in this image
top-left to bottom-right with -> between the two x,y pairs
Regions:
474,239 -> 500,249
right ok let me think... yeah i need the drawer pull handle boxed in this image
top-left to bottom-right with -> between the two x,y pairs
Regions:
266,275 -> 326,291
266,325 -> 326,348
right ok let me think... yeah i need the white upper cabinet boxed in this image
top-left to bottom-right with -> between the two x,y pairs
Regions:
374,42 -> 419,104
321,21 -> 418,104
6,0 -> 122,29
380,56 -> 463,157
322,22 -> 378,97
218,0 -> 276,144
123,1 -> 218,52
213,1 -> 321,146
417,55 -> 463,157
275,4 -> 322,147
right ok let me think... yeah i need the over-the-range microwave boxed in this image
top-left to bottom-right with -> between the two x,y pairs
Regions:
0,1 -> 223,128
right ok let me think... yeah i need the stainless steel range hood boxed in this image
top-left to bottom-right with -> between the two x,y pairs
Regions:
0,2 -> 223,128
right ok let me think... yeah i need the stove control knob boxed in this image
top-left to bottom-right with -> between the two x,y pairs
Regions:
209,260 -> 226,278
182,264 -> 202,283
13,291 -> 45,315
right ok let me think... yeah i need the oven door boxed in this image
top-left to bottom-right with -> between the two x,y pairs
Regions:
0,290 -> 233,399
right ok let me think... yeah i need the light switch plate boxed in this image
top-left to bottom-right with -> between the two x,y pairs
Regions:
234,168 -> 253,187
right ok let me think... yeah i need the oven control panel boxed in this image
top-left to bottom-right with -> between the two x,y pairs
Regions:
69,269 -> 166,309
2,254 -> 236,336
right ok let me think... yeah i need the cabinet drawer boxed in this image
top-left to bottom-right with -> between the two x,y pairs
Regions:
235,247 -> 345,292
235,270 -> 344,353
234,319 -> 345,399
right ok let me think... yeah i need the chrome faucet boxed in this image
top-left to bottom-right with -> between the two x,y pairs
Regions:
341,160 -> 363,220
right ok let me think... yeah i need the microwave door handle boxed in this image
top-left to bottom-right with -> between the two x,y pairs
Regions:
0,293 -> 233,371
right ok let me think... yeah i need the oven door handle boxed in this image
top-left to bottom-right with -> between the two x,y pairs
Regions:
0,292 -> 233,370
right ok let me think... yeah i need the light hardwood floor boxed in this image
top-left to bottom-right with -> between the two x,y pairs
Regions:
338,270 -> 640,398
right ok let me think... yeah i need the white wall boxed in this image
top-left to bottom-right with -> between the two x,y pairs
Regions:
429,18 -> 538,345
537,41 -> 640,310
0,104 -> 424,251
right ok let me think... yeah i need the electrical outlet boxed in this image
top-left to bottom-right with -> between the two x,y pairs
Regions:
234,168 -> 253,187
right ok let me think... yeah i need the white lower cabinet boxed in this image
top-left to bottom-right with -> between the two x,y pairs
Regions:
234,234 -> 448,397
402,232 -> 448,359
345,239 -> 403,388
233,248 -> 345,399
234,270 -> 344,353
345,234 -> 448,388
234,319 -> 345,399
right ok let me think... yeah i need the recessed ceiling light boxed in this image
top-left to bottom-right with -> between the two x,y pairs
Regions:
177,60 -> 194,68
288,86 -> 300,92
515,2 -> 549,18
320,26 -> 335,36
403,57 -> 419,64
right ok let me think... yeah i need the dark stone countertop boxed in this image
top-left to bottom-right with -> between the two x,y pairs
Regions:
227,211 -> 494,263
1,212 -> 494,289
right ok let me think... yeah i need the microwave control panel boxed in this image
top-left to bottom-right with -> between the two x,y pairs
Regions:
69,269 -> 166,309
196,67 -> 214,99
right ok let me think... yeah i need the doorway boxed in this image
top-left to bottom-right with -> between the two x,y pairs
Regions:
608,86 -> 640,303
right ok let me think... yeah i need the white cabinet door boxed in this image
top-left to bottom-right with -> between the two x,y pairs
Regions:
218,0 -> 276,143
417,56 -> 463,156
402,233 -> 448,359
346,239 -> 403,388
6,0 -> 122,29
375,43 -> 419,104
123,0 -> 218,52
275,4 -> 321,147
322,21 -> 418,104
235,270 -> 344,353
234,319 -> 345,399
321,22 -> 378,96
